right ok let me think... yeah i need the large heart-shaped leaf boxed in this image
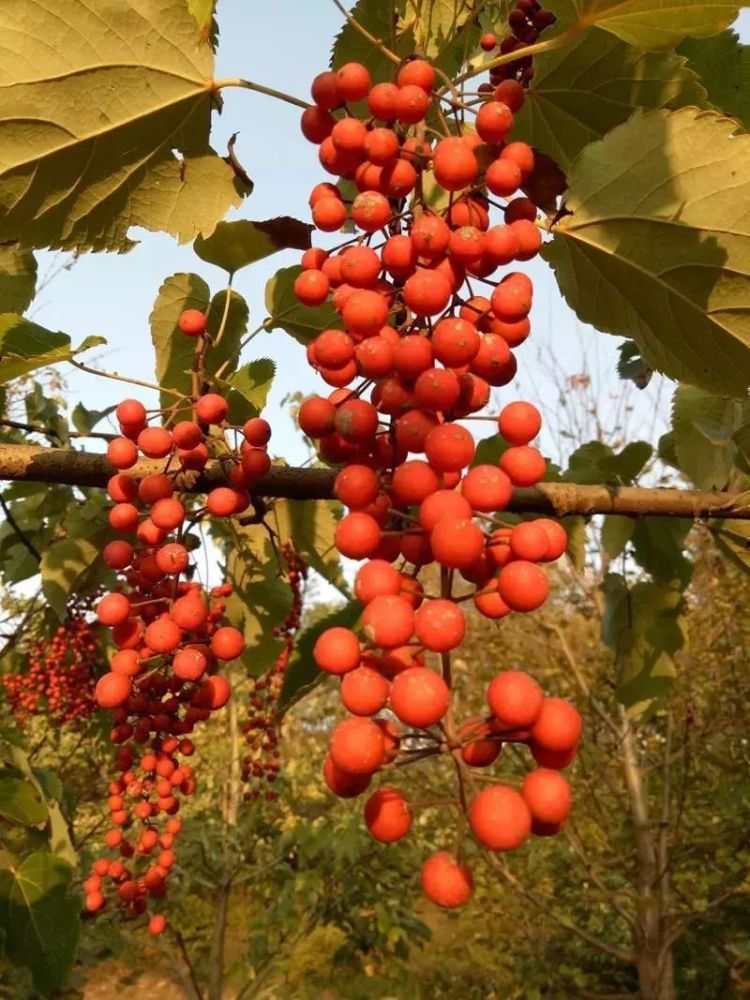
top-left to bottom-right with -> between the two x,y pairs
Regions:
194,218 -> 312,275
0,0 -> 245,253
0,316 -> 104,384
547,0 -> 740,49
513,27 -> 705,170
0,852 -> 79,993
543,108 -> 750,397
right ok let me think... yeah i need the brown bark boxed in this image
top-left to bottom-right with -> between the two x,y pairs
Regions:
1,442 -> 749,519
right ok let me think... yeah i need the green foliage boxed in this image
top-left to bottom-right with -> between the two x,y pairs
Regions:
601,515 -> 635,559
601,572 -> 686,712
0,246 -> 37,314
0,778 -> 47,827
547,0 -> 740,49
0,0 -> 246,252
193,217 -> 312,275
271,498 -> 348,595
565,440 -> 652,485
711,520 -> 750,573
679,29 -> 750,130
513,27 -> 705,170
264,266 -> 338,345
544,108 -> 750,396
671,384 -> 749,489
0,317 -> 104,385
70,403 -> 116,437
0,852 -> 79,993
616,340 -> 653,389
223,358 -> 276,423
279,601 -> 361,713
331,0 -> 411,81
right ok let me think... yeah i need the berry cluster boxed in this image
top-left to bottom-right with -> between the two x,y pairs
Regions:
479,0 -> 556,89
241,543 -> 308,800
3,605 -> 98,725
86,332 -> 275,933
293,45 -> 579,907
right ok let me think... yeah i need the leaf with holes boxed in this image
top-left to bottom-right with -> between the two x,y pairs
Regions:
265,266 -> 338,346
679,30 -> 750,130
513,27 -> 705,171
671,384 -> 748,489
0,852 -> 79,993
279,602 -> 361,714
547,0 -> 740,49
0,317 -> 105,384
0,0 -> 246,252
544,108 -> 750,396
194,218 -> 312,275
0,246 -> 36,314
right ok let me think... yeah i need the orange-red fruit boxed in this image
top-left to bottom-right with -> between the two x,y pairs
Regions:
195,393 -> 229,425
522,769 -> 572,825
103,540 -> 134,570
173,648 -> 208,682
469,785 -> 531,851
330,716 -> 384,775
430,518 -> 484,570
311,70 -> 341,110
352,191 -> 391,232
493,79 -> 525,113
354,559 -> 401,604
531,698 -> 583,753
497,560 -> 549,612
178,309 -> 207,337
368,82 -> 399,120
151,497 -> 185,531
432,317 -> 480,366
486,158 -> 522,197
314,627 -> 360,675
334,399 -> 378,442
342,289 -> 389,336
487,670 -> 544,729
107,436 -> 139,469
491,273 -> 533,321
341,665 -> 390,716
536,518 -> 568,561
421,852 -> 473,908
97,593 -> 131,627
335,511 -> 381,559
391,460 -> 440,505
476,100 -> 514,143
395,84 -> 430,124
419,490 -> 472,531
397,59 -> 436,93
95,672 -> 131,709
211,626 -> 244,661
460,717 -> 502,767
498,401 -> 541,445
149,915 -> 167,936
481,32 -> 497,51
389,667 -> 449,727
410,214 -> 450,259
362,594 -> 415,648
301,105 -> 335,143
432,137 -> 479,191
196,674 -> 231,711
336,62 -> 371,102
530,741 -> 578,770
299,396 -> 336,437
335,465 -> 380,510
424,424 -> 475,472
364,787 -> 413,842
403,270 -> 452,316
413,599 -> 466,652
331,116 -> 367,152
341,246 -> 382,288
460,465 -> 512,512
312,198 -> 347,232
323,754 -> 372,798
500,445 -> 546,487
145,617 -> 181,654
509,522 -> 549,562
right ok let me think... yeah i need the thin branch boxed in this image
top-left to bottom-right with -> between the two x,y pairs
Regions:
69,359 -> 186,399
214,78 -> 310,109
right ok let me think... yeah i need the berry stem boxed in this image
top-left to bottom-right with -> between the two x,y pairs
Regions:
213,78 -> 311,110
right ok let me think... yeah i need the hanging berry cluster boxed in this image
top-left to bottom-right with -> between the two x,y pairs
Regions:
3,601 -> 98,726
241,543 -> 308,801
294,23 -> 580,909
85,331 -> 276,934
478,0 -> 555,90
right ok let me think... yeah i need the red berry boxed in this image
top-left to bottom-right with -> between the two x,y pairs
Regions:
469,785 -> 531,851
364,787 -> 413,842
421,852 -> 473,908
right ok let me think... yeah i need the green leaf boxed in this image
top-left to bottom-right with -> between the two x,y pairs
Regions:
0,245 -> 37,314
41,537 -> 101,621
223,359 -> 276,423
513,27 -> 705,171
279,602 -> 361,714
631,517 -> 693,585
194,218 -> 312,275
562,516 -> 587,572
0,0 -> 246,253
679,30 -> 750,131
565,441 -> 613,484
0,778 -> 47,827
408,0 -> 475,61
0,316 -> 104,384
71,403 -> 116,436
601,573 -> 686,713
601,515 -> 635,559
472,433 -> 510,467
734,421 -> 750,473
712,520 -> 750,574
331,0 -> 412,83
543,108 -> 750,396
671,384 -> 747,489
10,751 -> 76,869
547,0 -> 740,49
265,266 -> 338,346
271,498 -> 349,596
600,441 -> 653,484
0,852 -> 79,993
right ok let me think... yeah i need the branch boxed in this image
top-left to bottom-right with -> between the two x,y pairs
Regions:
1,443 -> 750,519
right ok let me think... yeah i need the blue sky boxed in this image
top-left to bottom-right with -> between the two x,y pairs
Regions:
32,3 -> 750,469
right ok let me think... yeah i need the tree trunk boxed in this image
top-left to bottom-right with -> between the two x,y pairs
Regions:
619,711 -> 675,1000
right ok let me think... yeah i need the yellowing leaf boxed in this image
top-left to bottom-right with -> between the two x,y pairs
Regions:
0,245 -> 36,314
547,0 -> 740,49
543,108 -> 750,397
0,315 -> 104,383
0,0 -> 245,252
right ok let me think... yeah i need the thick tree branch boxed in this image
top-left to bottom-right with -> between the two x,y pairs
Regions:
0,444 -> 749,520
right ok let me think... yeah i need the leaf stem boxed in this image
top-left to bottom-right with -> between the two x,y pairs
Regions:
213,78 -> 310,110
